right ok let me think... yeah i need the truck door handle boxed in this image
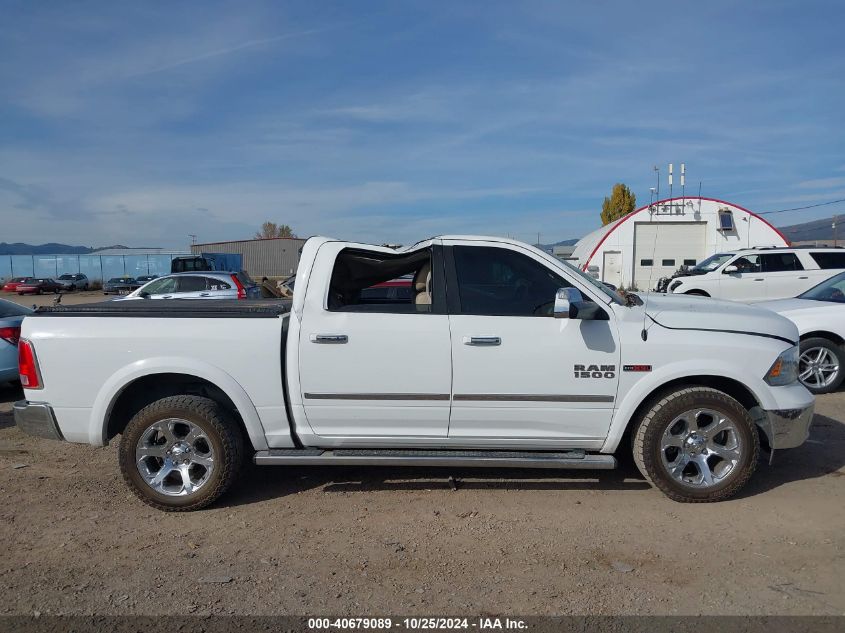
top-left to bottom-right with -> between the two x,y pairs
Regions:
753,279 -> 764,282
464,336 -> 501,346
311,334 -> 348,344
200,293 -> 210,297
798,276 -> 809,280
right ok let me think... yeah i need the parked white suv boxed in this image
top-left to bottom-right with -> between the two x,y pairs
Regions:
665,247 -> 845,301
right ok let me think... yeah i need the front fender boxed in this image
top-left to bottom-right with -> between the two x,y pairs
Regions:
601,359 -> 773,453
91,356 -> 270,450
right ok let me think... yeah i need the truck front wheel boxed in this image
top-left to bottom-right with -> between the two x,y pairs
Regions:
632,387 -> 759,502
118,395 -> 244,511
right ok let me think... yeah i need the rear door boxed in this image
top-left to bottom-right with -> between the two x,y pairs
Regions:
759,252 -> 808,299
297,242 -> 452,438
174,275 -> 210,298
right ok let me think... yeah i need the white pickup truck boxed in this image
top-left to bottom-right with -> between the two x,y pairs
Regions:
14,236 -> 814,510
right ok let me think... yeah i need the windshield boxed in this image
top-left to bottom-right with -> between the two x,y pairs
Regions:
799,271 -> 845,303
693,253 -> 733,272
59,274 -> 74,280
558,260 -> 624,305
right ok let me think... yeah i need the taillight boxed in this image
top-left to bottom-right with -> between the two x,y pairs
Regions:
231,274 -> 246,300
18,339 -> 43,389
0,326 -> 20,346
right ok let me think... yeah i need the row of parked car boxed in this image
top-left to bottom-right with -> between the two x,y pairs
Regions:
2,273 -> 92,294
1,271 -> 264,299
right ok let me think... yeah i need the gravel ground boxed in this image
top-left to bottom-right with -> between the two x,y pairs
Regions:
0,291 -> 842,616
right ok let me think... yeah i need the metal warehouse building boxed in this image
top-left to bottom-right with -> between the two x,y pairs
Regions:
571,196 -> 789,290
191,237 -> 306,279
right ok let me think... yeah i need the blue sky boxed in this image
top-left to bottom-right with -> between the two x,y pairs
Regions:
1,0 -> 844,249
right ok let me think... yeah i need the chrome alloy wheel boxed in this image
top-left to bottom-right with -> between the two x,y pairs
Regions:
799,346 -> 840,389
660,408 -> 742,488
135,418 -> 215,496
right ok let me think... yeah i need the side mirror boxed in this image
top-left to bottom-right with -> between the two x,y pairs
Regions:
554,287 -> 609,320
554,288 -> 583,319
139,291 -> 151,299
723,265 -> 739,274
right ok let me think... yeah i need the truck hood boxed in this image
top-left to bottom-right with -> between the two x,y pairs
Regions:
640,293 -> 798,344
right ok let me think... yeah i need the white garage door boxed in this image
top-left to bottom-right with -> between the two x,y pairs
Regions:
633,222 -> 706,290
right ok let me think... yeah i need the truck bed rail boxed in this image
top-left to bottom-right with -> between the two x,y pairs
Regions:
30,299 -> 291,318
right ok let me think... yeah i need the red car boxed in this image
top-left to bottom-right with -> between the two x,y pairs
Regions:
17,278 -> 63,295
2,277 -> 32,293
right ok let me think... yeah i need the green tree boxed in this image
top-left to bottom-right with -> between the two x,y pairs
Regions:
600,183 -> 637,226
255,221 -> 297,239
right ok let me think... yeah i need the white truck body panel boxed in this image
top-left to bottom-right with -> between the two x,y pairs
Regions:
19,235 -> 813,458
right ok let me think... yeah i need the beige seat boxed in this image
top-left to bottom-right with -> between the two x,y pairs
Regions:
413,262 -> 432,305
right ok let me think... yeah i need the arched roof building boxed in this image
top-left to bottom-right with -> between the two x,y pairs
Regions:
571,197 -> 788,290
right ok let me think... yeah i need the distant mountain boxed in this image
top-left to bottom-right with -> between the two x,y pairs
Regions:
0,243 -> 134,255
778,216 -> 842,243
536,238 -> 579,252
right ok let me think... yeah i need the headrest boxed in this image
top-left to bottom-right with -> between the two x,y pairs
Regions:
414,261 -> 431,292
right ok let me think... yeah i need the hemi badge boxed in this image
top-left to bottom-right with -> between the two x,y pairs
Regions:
623,364 -> 652,372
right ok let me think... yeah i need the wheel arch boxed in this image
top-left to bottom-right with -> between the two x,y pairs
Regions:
603,374 -> 763,454
800,330 -> 845,346
684,289 -> 711,297
92,358 -> 269,451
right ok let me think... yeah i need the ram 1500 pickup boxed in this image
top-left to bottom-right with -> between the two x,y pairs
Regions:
14,236 -> 815,510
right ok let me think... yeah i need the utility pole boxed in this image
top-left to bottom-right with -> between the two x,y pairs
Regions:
834,216 -> 838,248
188,234 -> 197,250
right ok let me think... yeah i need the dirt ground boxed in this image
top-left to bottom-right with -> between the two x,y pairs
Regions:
0,291 -> 843,616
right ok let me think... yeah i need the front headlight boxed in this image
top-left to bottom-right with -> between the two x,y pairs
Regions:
764,345 -> 799,386
669,280 -> 683,292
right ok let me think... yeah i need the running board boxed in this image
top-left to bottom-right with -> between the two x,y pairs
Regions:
253,448 -> 616,470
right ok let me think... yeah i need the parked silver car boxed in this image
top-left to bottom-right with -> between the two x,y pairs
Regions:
56,273 -> 90,291
117,272 -> 261,301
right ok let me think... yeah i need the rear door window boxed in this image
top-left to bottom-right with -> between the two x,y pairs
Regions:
176,276 -> 208,293
810,252 -> 845,269
761,253 -> 804,272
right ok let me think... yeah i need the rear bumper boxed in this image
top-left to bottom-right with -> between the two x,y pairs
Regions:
13,401 -> 64,441
751,403 -> 814,450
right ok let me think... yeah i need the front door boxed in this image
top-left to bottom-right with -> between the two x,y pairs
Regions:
298,243 -> 452,438
445,243 -> 620,443
719,254 -> 767,301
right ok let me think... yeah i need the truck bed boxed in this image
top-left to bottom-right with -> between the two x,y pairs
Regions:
30,299 -> 292,318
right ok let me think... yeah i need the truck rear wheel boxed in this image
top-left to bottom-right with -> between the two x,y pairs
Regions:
118,395 -> 243,511
632,387 -> 759,502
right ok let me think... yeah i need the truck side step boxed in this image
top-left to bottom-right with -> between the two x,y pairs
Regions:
253,448 -> 616,469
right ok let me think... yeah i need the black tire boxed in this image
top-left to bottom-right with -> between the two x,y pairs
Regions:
798,337 -> 845,394
119,395 -> 244,511
632,386 -> 759,502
